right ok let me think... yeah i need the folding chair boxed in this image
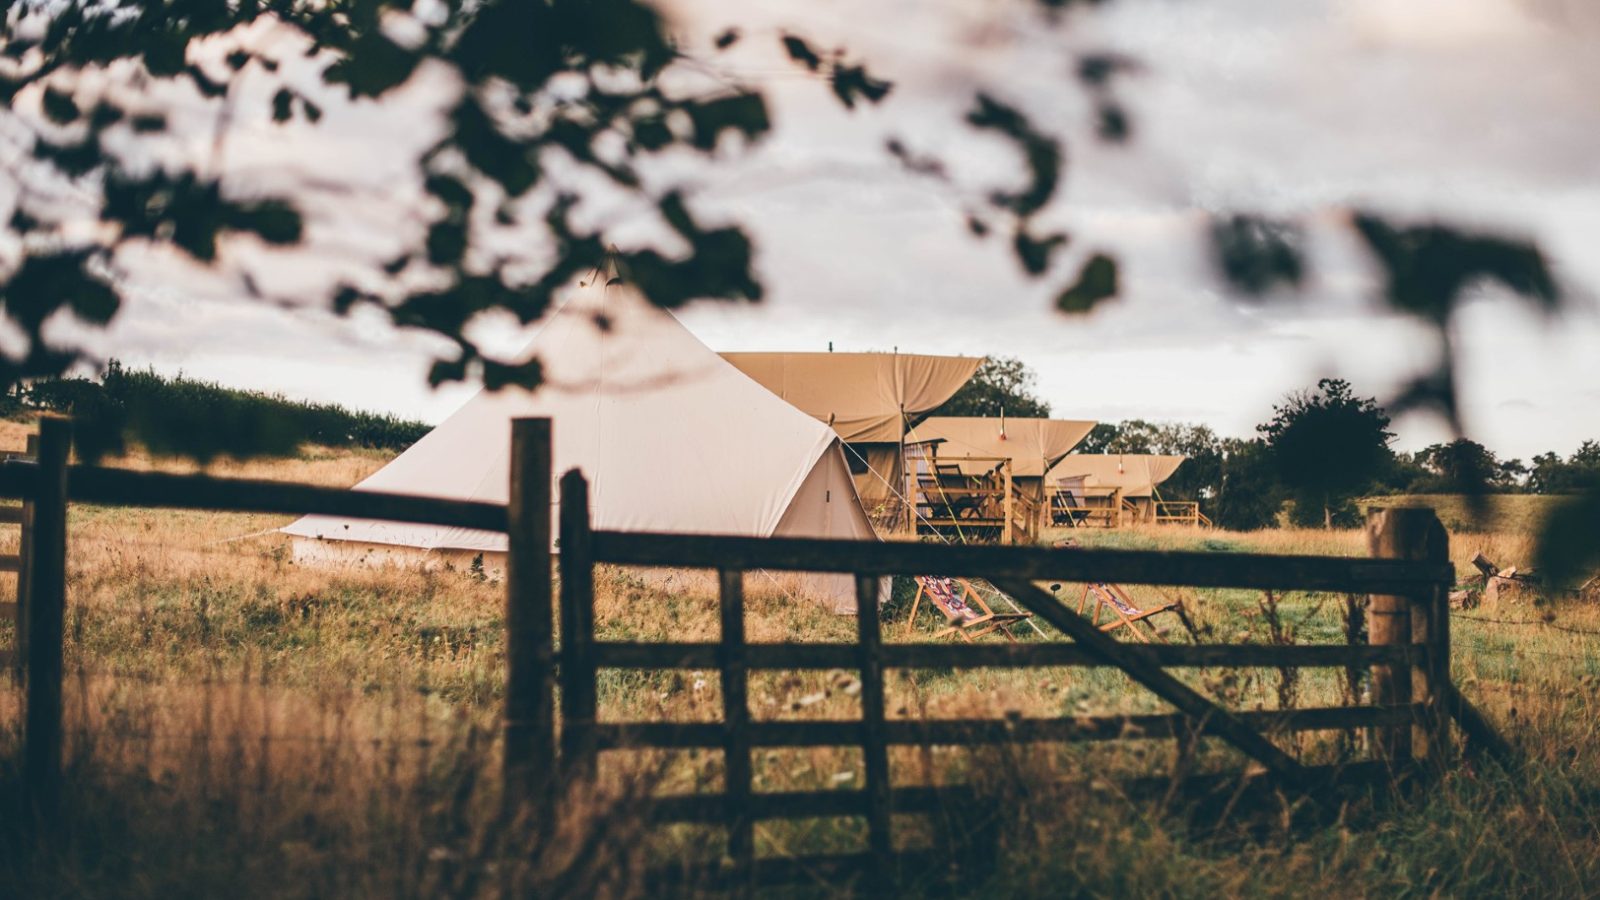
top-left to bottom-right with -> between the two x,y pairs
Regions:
1077,581 -> 1195,643
905,575 -> 1032,642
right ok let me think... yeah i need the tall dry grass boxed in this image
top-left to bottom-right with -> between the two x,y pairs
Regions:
0,432 -> 1597,895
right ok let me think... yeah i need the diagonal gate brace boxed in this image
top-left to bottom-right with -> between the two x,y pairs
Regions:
991,578 -> 1314,791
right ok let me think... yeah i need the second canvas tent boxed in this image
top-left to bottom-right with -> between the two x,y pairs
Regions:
721,351 -> 982,530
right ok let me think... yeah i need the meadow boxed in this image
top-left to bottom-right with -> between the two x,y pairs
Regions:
1,420 -> 1597,897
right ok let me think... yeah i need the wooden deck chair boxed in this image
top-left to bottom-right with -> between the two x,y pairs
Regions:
1076,581 -> 1194,643
905,575 -> 1031,642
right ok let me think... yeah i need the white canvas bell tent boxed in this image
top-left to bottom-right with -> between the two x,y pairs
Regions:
281,268 -> 880,612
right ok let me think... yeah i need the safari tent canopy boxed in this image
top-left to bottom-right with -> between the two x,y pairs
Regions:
721,351 -> 981,519
282,269 -> 878,611
1048,454 -> 1186,498
719,352 -> 982,444
909,417 -> 1097,478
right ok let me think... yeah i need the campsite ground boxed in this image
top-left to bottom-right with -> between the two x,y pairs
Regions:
1,428 -> 1597,897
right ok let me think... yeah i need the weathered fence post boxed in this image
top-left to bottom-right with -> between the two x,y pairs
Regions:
856,573 -> 893,877
1366,506 -> 1449,767
25,417 -> 69,823
16,432 -> 37,675
558,469 -> 597,781
504,419 -> 554,814
718,569 -> 754,880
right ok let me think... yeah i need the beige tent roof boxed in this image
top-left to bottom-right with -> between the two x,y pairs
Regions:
909,417 -> 1096,478
1049,454 -> 1186,498
720,352 -> 982,443
282,270 -> 877,607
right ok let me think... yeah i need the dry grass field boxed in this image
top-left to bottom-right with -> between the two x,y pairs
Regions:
1,423 -> 1598,897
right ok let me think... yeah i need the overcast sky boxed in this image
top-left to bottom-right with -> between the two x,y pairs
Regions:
64,0 -> 1600,461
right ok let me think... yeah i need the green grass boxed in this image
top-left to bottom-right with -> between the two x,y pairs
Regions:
1362,493 -> 1568,535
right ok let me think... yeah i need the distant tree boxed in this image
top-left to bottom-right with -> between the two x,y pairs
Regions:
1211,438 -> 1283,531
1259,379 -> 1394,529
1413,438 -> 1510,493
1527,442 -> 1600,494
933,356 -> 1050,418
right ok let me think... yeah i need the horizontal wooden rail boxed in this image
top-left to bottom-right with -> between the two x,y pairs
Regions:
0,506 -> 23,525
591,531 -> 1452,594
589,641 -> 1418,670
589,705 -> 1417,750
0,555 -> 19,574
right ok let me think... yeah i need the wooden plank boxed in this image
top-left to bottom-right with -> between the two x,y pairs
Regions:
15,433 -> 34,674
0,555 -> 20,573
0,506 -> 24,524
25,418 -> 69,823
0,649 -> 11,667
992,577 -> 1313,790
558,469 -> 598,780
718,569 -> 754,873
0,601 -> 15,618
588,705 -> 1417,751
59,466 -> 507,532
856,574 -> 893,872
1442,682 -> 1514,764
503,419 -> 554,813
588,640 -> 1419,671
590,531 -> 1453,594
1367,508 -> 1448,764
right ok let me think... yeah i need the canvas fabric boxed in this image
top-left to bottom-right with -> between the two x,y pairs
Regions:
282,270 -> 880,610
721,352 -> 982,444
1047,454 -> 1186,498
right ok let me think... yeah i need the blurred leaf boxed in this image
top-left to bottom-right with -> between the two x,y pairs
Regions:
686,94 -> 770,150
1056,253 -> 1117,313
1013,227 -> 1069,276
1353,213 -> 1560,324
426,221 -> 467,265
1095,102 -> 1129,142
1211,214 -> 1305,296
967,93 -> 1060,217
324,31 -> 419,98
450,98 -> 540,196
1536,481 -> 1600,587
42,87 -> 80,124
782,35 -> 823,71
272,88 -> 294,122
830,65 -> 892,109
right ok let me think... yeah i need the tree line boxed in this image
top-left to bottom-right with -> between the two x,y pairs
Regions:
5,361 -> 430,461
938,358 -> 1597,531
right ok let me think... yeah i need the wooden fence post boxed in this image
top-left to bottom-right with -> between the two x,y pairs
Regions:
856,573 -> 893,876
504,418 -> 554,814
1366,507 -> 1449,767
16,432 -> 37,676
558,469 -> 597,781
25,417 -> 69,824
718,569 -> 754,879
1001,467 -> 1014,545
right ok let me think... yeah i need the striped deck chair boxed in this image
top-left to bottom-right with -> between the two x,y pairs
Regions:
905,575 -> 1031,642
1077,582 -> 1194,643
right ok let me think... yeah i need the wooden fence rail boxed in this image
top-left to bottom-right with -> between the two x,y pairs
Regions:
0,415 -> 1502,891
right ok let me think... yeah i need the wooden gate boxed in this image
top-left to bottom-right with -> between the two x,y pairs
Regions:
505,416 -> 1504,890
0,416 -> 1507,887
